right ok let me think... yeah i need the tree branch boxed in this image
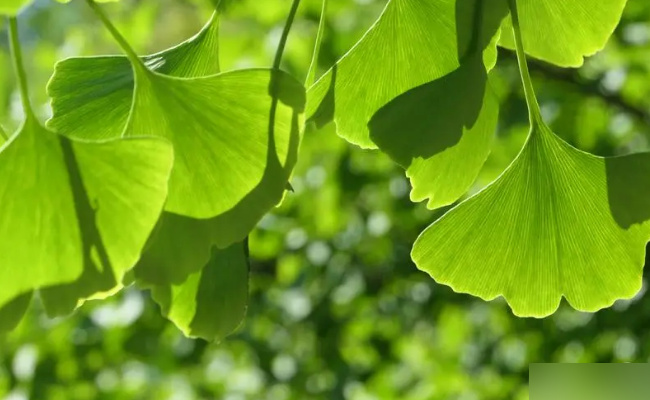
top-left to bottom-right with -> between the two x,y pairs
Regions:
498,48 -> 650,124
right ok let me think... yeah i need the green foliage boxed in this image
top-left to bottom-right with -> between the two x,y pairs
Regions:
0,0 -> 647,355
47,12 -> 222,141
3,1 -> 650,397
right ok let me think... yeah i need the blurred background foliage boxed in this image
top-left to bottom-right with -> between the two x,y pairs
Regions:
1,0 -> 650,399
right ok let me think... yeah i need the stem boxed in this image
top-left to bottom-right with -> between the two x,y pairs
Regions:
8,17 -> 36,122
508,0 -> 542,125
305,0 -> 328,87
460,0 -> 483,62
85,0 -> 147,72
272,0 -> 302,71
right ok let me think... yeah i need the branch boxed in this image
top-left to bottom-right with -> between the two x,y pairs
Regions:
498,48 -> 650,124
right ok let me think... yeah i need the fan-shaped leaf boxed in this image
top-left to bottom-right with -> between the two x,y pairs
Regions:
47,12 -> 221,140
412,122 -> 650,317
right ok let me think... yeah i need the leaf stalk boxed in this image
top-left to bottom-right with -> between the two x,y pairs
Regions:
8,17 -> 36,122
305,0 -> 328,87
272,0 -> 302,71
85,0 -> 148,73
508,0 -> 543,126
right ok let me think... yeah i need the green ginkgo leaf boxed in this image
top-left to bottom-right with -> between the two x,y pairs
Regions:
306,0 -> 507,148
124,67 -> 304,219
0,118 -> 173,314
367,0 -> 505,209
48,10 -> 305,220
0,0 -> 32,15
151,241 -> 249,341
412,122 -> 650,317
47,12 -> 221,140
498,0 -> 627,67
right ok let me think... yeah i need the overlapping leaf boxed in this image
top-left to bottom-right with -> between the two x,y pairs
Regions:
367,0 -> 506,209
0,117 -> 173,316
123,68 -> 303,219
48,14 -> 303,291
151,241 -> 248,341
47,13 -> 221,140
498,0 -> 628,67
411,0 -> 648,316
306,0 -> 506,149
48,13 -> 305,221
413,122 -> 650,317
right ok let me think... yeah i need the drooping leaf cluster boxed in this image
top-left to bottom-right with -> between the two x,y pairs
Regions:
0,0 -> 645,340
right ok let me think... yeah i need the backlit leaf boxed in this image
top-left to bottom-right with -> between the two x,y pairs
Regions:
124,67 -> 304,219
0,118 -> 173,315
47,12 -> 221,140
412,122 -> 650,317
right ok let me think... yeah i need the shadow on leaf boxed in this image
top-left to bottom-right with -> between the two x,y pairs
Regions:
606,153 -> 650,229
369,56 -> 487,166
368,0 -> 506,167
40,137 -> 116,317
135,70 -> 305,287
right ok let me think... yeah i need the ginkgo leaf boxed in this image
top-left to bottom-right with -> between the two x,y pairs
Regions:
124,67 -> 304,219
0,292 -> 31,333
150,242 -> 249,341
134,119 -> 299,286
47,12 -> 221,140
0,0 -> 32,15
412,122 -> 650,317
306,0 -> 507,148
498,0 -> 627,67
0,118 -> 173,315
